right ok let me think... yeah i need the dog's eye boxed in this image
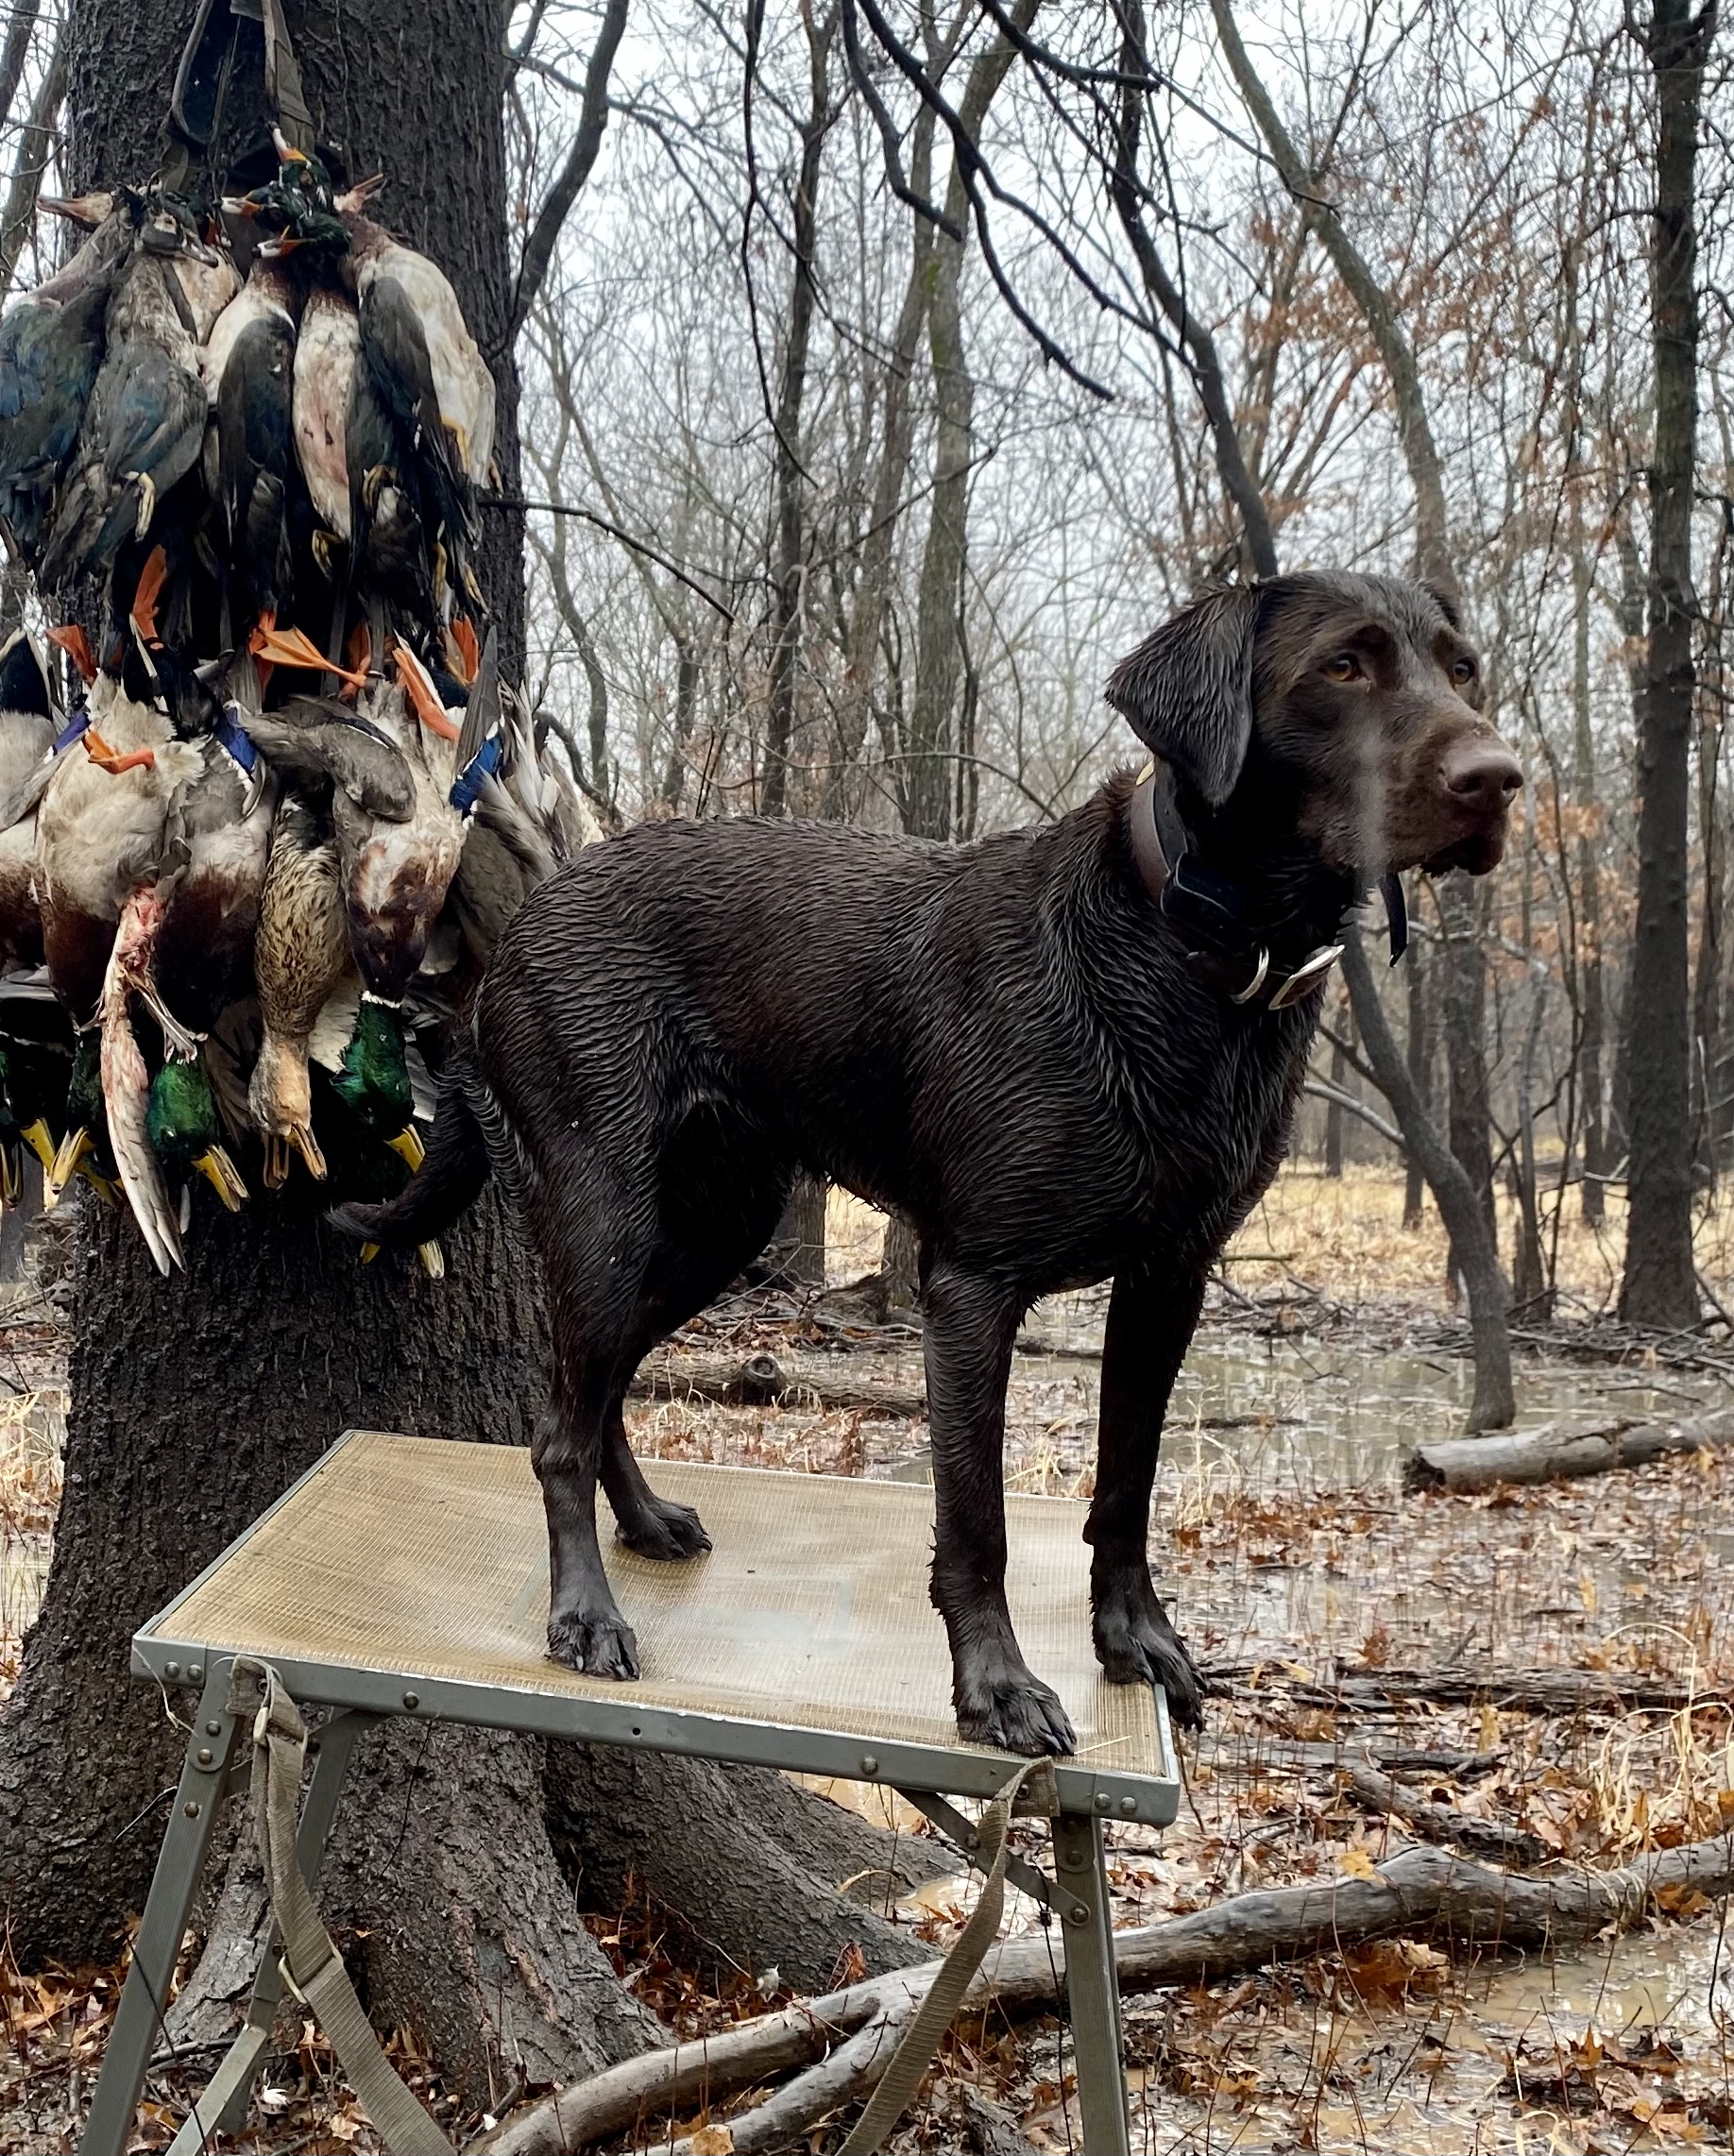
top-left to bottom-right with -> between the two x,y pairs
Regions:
1323,654 -> 1361,683
1452,655 -> 1478,686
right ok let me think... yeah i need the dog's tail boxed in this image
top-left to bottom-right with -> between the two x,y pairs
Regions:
329,1039 -> 507,1249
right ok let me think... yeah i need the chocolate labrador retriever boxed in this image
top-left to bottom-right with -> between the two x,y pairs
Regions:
339,570 -> 1521,1757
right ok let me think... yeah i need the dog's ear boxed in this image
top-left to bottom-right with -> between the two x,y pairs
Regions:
1420,577 -> 1463,629
1104,585 -> 1259,807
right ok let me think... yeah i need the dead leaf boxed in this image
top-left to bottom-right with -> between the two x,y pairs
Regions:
1338,1848 -> 1380,1881
688,2130 -> 736,2155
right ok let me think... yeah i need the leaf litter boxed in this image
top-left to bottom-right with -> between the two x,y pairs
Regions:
7,1178 -> 1734,2148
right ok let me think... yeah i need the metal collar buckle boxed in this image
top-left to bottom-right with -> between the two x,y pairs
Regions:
1228,948 -> 1269,1004
1268,943 -> 1345,1010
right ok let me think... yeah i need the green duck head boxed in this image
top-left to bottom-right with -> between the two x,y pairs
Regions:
146,1057 -> 247,1212
332,998 -> 422,1167
47,1036 -> 118,1203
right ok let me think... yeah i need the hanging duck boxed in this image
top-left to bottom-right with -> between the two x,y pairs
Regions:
248,788 -> 348,1185
0,632 -> 56,972
38,196 -> 230,593
336,177 -> 493,618
0,191 -> 137,569
33,672 -> 202,1025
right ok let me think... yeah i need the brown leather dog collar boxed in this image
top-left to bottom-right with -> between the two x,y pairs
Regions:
1127,759 -> 1344,1010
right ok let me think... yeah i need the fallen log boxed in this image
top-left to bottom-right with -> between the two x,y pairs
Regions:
1406,1405 -> 1734,1493
632,1350 -> 926,1420
478,1830 -> 1734,2155
1334,1663 -> 1726,1715
1338,1758 -> 1547,1865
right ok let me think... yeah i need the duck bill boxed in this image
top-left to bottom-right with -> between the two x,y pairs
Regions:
387,1126 -> 425,1171
290,1126 -> 328,1181
44,1123 -> 92,1205
417,1241 -> 445,1281
23,1116 -> 60,1178
360,1241 -> 381,1265
196,1146 -> 248,1212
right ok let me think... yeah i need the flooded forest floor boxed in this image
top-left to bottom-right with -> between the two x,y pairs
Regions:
7,1168 -> 1734,2152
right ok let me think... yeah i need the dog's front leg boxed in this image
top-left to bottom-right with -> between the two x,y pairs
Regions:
925,1263 -> 1077,1757
535,1380 -> 640,1680
1084,1264 -> 1206,1728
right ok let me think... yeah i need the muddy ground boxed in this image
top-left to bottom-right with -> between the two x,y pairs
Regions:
5,1169 -> 1734,2153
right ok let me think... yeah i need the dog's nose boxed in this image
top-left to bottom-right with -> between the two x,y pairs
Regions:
1442,738 -> 1523,815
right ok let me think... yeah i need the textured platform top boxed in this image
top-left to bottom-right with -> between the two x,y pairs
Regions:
135,1428 -> 1179,1821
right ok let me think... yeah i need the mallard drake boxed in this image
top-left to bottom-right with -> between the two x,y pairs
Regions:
248,789 -> 348,1185
309,1049 -> 441,1275
0,193 -> 136,566
38,199 -> 227,589
308,975 -> 423,1167
42,1029 -> 118,1205
0,632 -> 56,972
34,674 -> 202,1025
146,1053 -> 246,1213
0,988 -> 75,1197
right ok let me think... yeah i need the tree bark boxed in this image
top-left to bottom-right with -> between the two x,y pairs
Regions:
1572,512 -> 1607,1222
0,1 -> 912,2124
1621,0 -> 1715,1327
760,9 -> 832,820
1402,936 -> 1430,1226
823,108 -> 937,820
904,1 -> 1040,840
1341,931 -> 1514,1428
1436,871 -> 1498,1281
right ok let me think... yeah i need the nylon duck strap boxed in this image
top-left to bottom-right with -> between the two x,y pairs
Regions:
836,1756 -> 1052,2155
230,1657 -> 455,2154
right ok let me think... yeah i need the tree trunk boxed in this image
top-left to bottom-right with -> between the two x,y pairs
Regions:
0,0 -> 913,2124
1402,937 -> 1430,1227
1324,997 -> 1349,1177
904,2 -> 1039,840
1621,0 -> 1713,1326
1572,516 -> 1606,1222
823,109 -> 936,822
1341,933 -> 1514,1429
759,12 -> 832,820
1436,871 -> 1497,1288
878,1211 -> 921,1313
764,1171 -> 827,1289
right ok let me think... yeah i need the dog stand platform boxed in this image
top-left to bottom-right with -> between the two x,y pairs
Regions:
81,1429 -> 1181,2155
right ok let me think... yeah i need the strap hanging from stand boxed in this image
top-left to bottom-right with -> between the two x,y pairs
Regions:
260,0 -> 314,153
836,1756 -> 1049,2156
234,1658 -> 455,2154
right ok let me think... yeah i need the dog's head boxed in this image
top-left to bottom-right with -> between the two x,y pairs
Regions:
1105,571 -> 1522,876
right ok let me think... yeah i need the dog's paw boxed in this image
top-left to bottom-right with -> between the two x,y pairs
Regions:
1093,1576 -> 1204,1730
614,1496 -> 712,1562
956,1672 -> 1078,1757
547,1604 -> 640,1680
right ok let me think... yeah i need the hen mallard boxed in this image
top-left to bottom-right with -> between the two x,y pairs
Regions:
248,789 -> 348,1185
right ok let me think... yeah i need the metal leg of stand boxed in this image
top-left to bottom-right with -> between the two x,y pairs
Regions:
79,1664 -> 242,2156
165,1707 -> 377,2154
1052,1808 -> 1130,2156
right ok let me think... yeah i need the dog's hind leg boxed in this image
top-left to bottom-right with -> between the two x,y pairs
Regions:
1084,1264 -> 1206,1729
601,1120 -> 792,1562
924,1262 -> 1077,1757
